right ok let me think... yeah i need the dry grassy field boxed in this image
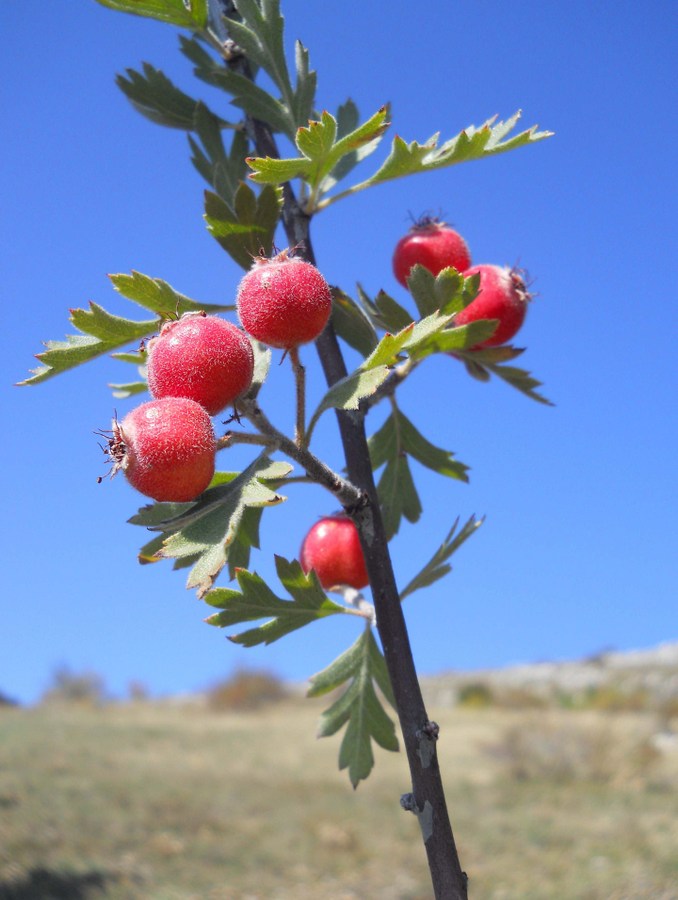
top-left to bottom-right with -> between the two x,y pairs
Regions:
1,698 -> 677,899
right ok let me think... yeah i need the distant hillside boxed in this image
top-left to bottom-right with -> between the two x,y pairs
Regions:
421,641 -> 678,709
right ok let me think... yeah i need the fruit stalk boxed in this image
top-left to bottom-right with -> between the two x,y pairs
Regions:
216,14 -> 468,898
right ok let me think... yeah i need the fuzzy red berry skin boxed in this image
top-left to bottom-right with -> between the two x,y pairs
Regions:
455,264 -> 530,347
300,516 -> 369,591
146,313 -> 254,416
236,252 -> 332,350
393,220 -> 472,287
110,397 -> 216,502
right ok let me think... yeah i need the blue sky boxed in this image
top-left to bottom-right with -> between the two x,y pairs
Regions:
2,1 -> 676,705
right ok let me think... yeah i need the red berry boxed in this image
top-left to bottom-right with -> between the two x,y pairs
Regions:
393,219 -> 471,287
300,516 -> 369,591
107,397 -> 216,502
455,264 -> 530,347
237,251 -> 332,350
146,312 -> 254,416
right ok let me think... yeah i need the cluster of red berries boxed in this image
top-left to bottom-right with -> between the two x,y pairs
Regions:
105,252 -> 333,503
392,218 -> 531,348
103,227 -> 531,591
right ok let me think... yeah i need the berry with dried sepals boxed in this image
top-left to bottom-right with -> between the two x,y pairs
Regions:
236,251 -> 332,350
456,264 -> 530,347
146,312 -> 254,416
393,218 -> 471,287
300,516 -> 369,591
104,397 -> 216,502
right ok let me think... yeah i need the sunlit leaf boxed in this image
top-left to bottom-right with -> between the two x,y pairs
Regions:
308,627 -> 398,788
94,0 -> 208,28
204,556 -> 347,645
400,516 -> 484,600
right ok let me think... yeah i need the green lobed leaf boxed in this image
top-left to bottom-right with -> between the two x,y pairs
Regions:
109,380 -> 148,399
225,0 -> 317,136
133,455 -> 292,597
330,288 -> 379,358
189,103 -> 249,203
319,112 -> 553,208
322,100 -> 388,191
291,40 -> 317,128
110,270 -> 230,316
395,409 -> 469,480
116,63 -> 232,130
19,306 -> 159,386
400,516 -> 484,601
376,454 -> 422,540
367,405 -> 469,538
306,365 -> 392,440
204,182 -> 282,269
455,347 -> 554,405
94,0 -> 208,28
207,68 -> 295,135
308,628 -> 399,788
407,265 -> 478,319
353,285 -> 414,335
247,107 -> 390,202
204,555 -> 346,646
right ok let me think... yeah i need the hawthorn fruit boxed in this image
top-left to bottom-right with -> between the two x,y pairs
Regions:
456,264 -> 530,347
106,397 -> 216,502
300,516 -> 370,591
146,312 -> 254,416
393,219 -> 471,287
237,251 -> 332,350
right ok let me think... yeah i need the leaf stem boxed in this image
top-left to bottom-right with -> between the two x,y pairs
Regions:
288,346 -> 306,448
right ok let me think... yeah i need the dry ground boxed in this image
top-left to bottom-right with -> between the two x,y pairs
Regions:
0,699 -> 676,899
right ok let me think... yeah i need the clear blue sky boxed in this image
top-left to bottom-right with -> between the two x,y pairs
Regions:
2,1 -> 676,705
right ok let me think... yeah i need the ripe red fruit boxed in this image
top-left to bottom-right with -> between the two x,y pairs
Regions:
236,251 -> 332,350
106,397 -> 216,502
147,312 -> 254,416
455,264 -> 530,347
300,516 -> 369,591
392,219 -> 471,287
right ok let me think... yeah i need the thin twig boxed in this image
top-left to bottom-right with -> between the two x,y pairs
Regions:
288,346 -> 306,448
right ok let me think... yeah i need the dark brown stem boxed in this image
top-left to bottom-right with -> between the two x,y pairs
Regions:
216,10 -> 468,897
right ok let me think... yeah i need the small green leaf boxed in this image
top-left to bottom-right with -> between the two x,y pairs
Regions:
109,270 -> 229,316
400,516 -> 484,600
188,104 -> 251,202
209,69 -> 295,135
321,112 -> 552,208
205,556 -> 346,646
308,628 -> 399,788
368,405 -> 469,538
94,0 -> 208,28
116,63 -> 232,130
109,380 -> 148,399
407,265 -> 476,319
19,305 -> 159,386
204,183 -> 282,268
69,303 -> 156,343
397,409 -> 469,480
306,365 -> 392,439
245,154 -> 313,185
133,454 -> 292,597
455,347 -> 554,405
377,454 -> 422,540
330,288 -> 379,358
247,106 -> 390,202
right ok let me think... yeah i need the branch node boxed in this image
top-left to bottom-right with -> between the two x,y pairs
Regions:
400,792 -> 417,813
